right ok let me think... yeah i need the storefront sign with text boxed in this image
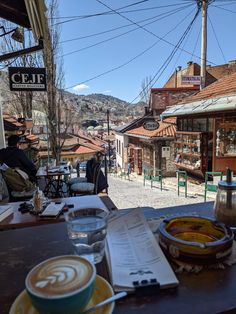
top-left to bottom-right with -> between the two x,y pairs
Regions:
8,67 -> 47,91
143,119 -> 159,131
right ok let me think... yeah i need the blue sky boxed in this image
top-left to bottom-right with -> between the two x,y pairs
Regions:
57,0 -> 236,102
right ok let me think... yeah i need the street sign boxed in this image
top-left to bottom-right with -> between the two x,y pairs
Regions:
143,118 -> 159,131
8,67 -> 47,91
181,75 -> 201,85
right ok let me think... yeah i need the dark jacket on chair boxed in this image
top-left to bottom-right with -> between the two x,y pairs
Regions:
86,158 -> 108,193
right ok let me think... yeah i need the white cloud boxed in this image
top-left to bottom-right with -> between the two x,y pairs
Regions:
102,90 -> 111,94
72,84 -> 89,93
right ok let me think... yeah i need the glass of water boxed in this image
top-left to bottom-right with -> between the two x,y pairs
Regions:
65,208 -> 109,264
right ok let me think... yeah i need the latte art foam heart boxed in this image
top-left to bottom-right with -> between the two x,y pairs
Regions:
26,256 -> 94,297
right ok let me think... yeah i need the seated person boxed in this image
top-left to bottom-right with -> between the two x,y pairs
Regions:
0,135 -> 37,183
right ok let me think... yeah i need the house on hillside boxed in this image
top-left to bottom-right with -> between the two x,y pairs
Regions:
161,71 -> 236,177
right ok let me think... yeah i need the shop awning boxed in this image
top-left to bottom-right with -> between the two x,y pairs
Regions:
161,94 -> 236,118
0,0 -> 47,39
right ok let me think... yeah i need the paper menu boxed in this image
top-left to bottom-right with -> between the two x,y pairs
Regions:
0,205 -> 13,222
106,208 -> 179,292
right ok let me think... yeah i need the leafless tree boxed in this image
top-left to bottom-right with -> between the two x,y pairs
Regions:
0,20 -> 44,118
43,0 -> 80,164
0,3 -> 79,164
139,76 -> 152,105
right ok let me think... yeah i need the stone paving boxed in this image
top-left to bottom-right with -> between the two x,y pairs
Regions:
107,172 -> 216,209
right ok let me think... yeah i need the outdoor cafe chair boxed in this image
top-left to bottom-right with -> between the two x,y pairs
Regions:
69,163 -> 102,196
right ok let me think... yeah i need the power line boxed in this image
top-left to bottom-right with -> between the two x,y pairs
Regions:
212,4 -> 236,12
60,3 -> 193,44
208,13 -> 227,63
94,0 -> 214,65
54,0 -> 150,25
130,5 -> 201,103
64,6 -> 199,91
60,4 -> 193,57
168,15 -> 199,76
54,1 -> 193,25
191,24 -> 201,60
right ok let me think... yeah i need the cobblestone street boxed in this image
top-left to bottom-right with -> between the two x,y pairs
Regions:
107,173 -> 216,209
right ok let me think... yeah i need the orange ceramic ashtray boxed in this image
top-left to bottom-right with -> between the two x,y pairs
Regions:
158,216 -> 234,264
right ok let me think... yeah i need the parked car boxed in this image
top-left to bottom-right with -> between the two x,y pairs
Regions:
79,161 -> 87,172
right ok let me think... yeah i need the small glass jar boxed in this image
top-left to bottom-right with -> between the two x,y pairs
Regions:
33,188 -> 43,212
214,170 -> 236,228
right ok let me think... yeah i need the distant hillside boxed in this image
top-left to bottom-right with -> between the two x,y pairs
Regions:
0,69 -> 145,123
63,91 -> 145,122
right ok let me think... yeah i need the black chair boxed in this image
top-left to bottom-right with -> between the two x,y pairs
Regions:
70,154 -> 109,196
69,162 -> 102,196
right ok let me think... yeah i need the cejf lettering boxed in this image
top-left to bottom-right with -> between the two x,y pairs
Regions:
11,73 -> 45,84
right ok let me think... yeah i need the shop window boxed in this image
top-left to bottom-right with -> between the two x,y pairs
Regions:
208,118 -> 213,132
177,119 -> 183,131
183,119 -> 187,131
193,118 -> 207,132
215,117 -> 236,157
187,119 -> 193,131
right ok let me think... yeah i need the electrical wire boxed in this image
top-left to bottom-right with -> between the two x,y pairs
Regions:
94,0 -> 214,65
54,1 -> 193,25
190,24 -> 201,61
208,13 -> 227,63
64,5 -> 197,90
212,4 -> 236,12
0,57 -> 18,69
168,14 -> 198,78
54,0 -> 150,25
60,4 -> 193,57
60,3 -> 193,44
129,5 -> 202,103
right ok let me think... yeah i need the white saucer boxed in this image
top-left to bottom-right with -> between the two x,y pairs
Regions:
9,275 -> 114,314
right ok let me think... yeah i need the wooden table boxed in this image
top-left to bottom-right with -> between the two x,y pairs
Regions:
0,194 -> 117,230
1,201 -> 236,314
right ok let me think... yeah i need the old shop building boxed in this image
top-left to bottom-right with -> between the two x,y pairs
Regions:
125,118 -> 176,176
162,71 -> 236,177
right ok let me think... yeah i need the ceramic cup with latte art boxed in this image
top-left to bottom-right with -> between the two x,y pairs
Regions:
25,255 -> 96,314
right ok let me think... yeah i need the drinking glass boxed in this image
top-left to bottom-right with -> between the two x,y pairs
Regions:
65,208 -> 109,264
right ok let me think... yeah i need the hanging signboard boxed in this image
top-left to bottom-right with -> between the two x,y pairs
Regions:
181,75 -> 201,85
143,118 -> 159,131
8,67 -> 47,91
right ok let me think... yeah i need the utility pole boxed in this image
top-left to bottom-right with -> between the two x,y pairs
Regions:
200,0 -> 208,90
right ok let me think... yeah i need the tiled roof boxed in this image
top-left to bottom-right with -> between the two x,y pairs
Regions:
26,134 -> 39,142
183,71 -> 236,104
126,118 -> 176,138
75,146 -> 98,154
3,114 -> 24,128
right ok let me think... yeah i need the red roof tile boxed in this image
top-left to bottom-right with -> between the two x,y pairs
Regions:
183,71 -> 236,103
75,146 -> 98,154
126,118 -> 176,138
